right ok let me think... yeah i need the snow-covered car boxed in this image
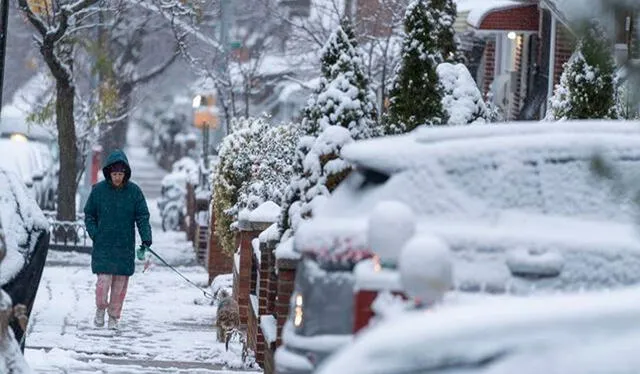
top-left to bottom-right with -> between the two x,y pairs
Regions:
276,120 -> 640,373
0,167 -> 50,349
317,286 -> 640,374
0,221 -> 32,373
0,114 -> 57,210
0,137 -> 57,211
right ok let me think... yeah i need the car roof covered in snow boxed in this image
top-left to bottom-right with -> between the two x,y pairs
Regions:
341,120 -> 640,174
317,286 -> 640,374
0,114 -> 53,143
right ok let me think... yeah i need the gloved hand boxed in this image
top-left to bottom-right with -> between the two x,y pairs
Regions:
137,243 -> 149,261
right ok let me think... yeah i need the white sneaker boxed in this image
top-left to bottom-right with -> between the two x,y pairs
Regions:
94,309 -> 105,327
108,316 -> 119,330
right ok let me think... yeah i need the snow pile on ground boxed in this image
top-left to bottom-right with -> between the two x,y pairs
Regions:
437,63 -> 488,125
0,168 -> 48,285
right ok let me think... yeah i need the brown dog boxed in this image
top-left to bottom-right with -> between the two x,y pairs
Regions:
215,289 -> 240,351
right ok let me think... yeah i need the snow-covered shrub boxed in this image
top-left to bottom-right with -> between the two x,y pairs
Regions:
546,22 -> 621,121
294,126 -> 354,225
385,0 -> 459,133
213,117 -> 299,255
437,63 -> 488,125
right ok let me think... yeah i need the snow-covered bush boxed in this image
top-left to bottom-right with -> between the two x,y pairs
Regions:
546,22 -> 621,121
212,117 -> 299,255
437,63 -> 488,125
236,123 -> 300,211
293,126 -> 353,228
385,0 -> 459,133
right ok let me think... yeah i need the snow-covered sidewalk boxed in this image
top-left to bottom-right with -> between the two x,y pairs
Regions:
24,200 -> 256,373
23,130 -> 257,372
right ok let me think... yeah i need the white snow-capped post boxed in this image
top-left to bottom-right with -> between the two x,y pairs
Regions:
398,235 -> 453,308
367,200 -> 417,268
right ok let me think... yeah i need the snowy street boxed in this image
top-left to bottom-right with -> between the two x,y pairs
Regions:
22,137 -> 257,373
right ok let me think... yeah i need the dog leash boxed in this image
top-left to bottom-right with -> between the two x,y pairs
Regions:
146,247 -> 214,299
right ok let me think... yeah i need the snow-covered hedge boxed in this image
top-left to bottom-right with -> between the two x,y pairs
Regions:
212,117 -> 299,255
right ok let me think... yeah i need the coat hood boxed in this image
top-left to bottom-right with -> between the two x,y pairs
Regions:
102,149 -> 131,183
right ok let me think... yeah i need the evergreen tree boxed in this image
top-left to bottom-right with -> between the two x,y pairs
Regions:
547,21 -> 621,120
278,19 -> 382,239
306,18 -> 381,140
386,0 -> 459,133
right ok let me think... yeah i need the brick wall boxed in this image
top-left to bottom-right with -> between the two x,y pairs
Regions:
207,210 -> 233,284
479,5 -> 539,31
235,221 -> 271,327
483,38 -> 497,96
247,300 -> 266,365
275,259 -> 298,347
553,24 -> 574,86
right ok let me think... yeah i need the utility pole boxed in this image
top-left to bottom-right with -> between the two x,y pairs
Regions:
218,0 -> 233,139
0,0 -> 10,117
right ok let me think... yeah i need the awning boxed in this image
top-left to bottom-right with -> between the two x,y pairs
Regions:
455,0 -> 539,32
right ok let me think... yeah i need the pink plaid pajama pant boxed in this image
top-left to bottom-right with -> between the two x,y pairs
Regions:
95,274 -> 129,319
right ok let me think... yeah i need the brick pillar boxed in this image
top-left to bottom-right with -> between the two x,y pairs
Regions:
207,210 -> 233,284
259,238 -> 276,315
510,34 -> 525,120
275,259 -> 298,347
483,37 -> 497,97
236,220 -> 272,328
553,24 -> 575,86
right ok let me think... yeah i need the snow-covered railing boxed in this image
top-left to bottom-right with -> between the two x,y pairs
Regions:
47,219 -> 92,254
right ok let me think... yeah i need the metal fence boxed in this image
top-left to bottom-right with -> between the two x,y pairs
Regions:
43,212 -> 92,253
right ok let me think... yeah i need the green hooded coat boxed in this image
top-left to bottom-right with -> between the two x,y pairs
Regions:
84,149 -> 152,276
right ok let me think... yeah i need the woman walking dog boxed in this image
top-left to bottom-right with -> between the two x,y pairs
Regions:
84,149 -> 152,330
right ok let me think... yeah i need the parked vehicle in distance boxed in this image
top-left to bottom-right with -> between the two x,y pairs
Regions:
317,286 -> 640,374
276,121 -> 640,373
0,167 -> 50,350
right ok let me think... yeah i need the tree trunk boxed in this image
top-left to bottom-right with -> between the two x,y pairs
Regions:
56,82 -> 78,222
244,81 -> 250,118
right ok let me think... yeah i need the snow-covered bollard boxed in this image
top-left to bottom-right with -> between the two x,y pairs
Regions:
398,234 -> 453,307
367,200 -> 417,267
352,201 -> 415,334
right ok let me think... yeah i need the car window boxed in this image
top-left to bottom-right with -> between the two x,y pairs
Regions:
443,142 -> 640,221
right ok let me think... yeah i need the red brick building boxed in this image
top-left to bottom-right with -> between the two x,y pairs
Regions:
456,0 -> 638,121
